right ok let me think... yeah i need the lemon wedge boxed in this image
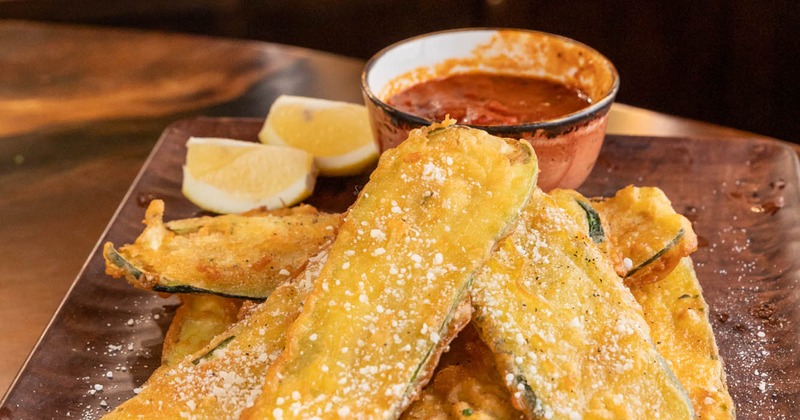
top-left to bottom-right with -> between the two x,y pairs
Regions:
258,95 -> 379,176
182,137 -> 317,214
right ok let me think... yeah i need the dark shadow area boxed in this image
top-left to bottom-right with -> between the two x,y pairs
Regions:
2,0 -> 797,142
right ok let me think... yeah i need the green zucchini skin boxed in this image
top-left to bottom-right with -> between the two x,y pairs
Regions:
625,228 -> 685,278
104,244 -> 268,300
549,189 -> 606,245
192,335 -> 235,365
105,245 -> 143,280
163,223 -> 202,235
151,284 -> 265,301
576,198 -> 605,244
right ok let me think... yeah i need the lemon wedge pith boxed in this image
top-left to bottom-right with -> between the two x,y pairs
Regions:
259,95 -> 378,176
182,137 -> 317,214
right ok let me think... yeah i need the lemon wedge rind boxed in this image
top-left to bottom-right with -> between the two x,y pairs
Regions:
181,167 -> 315,214
258,95 -> 379,176
312,141 -> 379,176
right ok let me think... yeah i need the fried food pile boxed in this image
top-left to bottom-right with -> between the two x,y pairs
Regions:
103,122 -> 734,419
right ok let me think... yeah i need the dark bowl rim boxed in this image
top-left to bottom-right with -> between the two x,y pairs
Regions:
360,27 -> 620,133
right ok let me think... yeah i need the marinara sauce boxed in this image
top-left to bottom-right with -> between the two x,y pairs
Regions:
386,73 -> 591,126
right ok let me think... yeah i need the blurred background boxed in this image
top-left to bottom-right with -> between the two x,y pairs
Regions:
1,0 -> 797,143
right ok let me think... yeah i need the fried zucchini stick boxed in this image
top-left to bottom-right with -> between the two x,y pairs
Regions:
583,186 -> 733,419
631,258 -> 734,419
471,188 -> 695,418
243,122 -> 538,419
103,250 -> 328,420
161,294 -> 242,366
104,201 -> 340,299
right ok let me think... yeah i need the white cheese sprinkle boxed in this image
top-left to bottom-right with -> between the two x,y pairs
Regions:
421,162 -> 446,183
623,257 -> 634,271
370,229 -> 386,241
569,317 -> 581,328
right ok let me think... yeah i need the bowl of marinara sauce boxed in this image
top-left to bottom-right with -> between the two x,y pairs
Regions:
361,28 -> 619,191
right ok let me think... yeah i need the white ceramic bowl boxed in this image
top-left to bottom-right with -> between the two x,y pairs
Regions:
361,28 -> 619,191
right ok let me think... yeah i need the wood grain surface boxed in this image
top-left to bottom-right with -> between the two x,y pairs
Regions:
0,21 -> 363,399
0,20 -> 795,405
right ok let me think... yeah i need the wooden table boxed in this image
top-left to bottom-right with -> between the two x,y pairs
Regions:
0,20 -> 791,399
